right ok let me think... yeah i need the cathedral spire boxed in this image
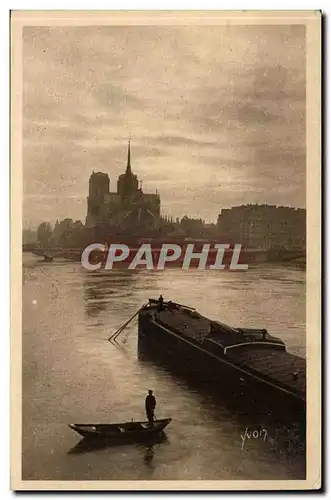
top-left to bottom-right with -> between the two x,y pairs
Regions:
126,139 -> 131,174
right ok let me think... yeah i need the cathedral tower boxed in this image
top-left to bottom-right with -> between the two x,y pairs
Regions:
85,171 -> 110,227
117,140 -> 139,198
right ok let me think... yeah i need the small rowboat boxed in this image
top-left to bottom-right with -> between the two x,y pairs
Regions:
69,418 -> 171,442
43,253 -> 53,262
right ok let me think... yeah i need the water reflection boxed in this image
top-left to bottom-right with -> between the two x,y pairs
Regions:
143,445 -> 154,466
68,431 -> 168,456
22,254 -> 306,480
139,433 -> 169,469
83,270 -> 140,317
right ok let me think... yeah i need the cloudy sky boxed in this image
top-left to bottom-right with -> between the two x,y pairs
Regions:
23,24 -> 306,228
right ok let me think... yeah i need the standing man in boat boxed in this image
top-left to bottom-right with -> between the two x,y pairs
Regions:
158,294 -> 164,311
145,389 -> 156,426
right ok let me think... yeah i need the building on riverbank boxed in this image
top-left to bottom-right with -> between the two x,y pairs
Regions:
217,204 -> 306,250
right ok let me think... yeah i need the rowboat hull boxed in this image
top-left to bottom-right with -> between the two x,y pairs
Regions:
69,418 -> 171,442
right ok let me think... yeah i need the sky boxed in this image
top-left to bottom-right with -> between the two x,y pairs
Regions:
23,24 -> 306,228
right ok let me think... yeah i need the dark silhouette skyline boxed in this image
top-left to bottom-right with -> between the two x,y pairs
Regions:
23,25 -> 305,229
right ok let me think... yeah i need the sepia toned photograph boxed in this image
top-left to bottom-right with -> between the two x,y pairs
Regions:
11,10 -> 321,490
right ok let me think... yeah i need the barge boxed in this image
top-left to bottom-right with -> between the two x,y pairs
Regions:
138,299 -> 306,415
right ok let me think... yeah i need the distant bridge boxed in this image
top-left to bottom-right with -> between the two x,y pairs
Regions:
24,246 -> 82,261
23,244 -> 305,265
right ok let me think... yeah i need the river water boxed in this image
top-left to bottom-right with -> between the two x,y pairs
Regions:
22,253 -> 306,481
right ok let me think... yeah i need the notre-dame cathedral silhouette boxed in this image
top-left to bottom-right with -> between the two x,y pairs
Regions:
85,141 -> 161,235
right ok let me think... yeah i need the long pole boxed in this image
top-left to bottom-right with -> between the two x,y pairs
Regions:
108,303 -> 148,342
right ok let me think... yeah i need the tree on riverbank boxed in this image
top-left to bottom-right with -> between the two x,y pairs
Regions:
52,219 -> 86,248
37,222 -> 52,248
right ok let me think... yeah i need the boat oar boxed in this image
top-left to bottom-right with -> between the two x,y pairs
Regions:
108,303 -> 147,342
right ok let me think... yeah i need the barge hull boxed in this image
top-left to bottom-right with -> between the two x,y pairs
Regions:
138,310 -> 305,416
